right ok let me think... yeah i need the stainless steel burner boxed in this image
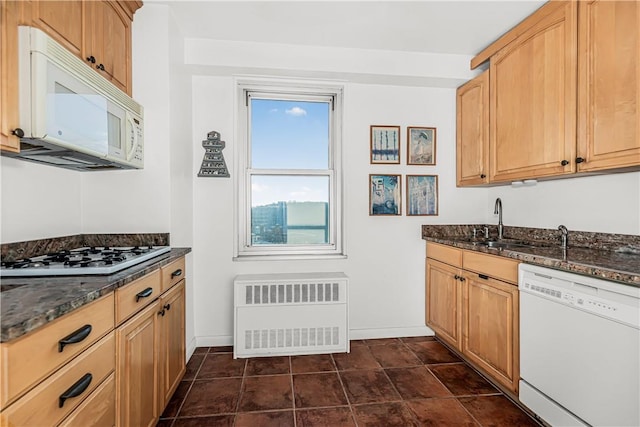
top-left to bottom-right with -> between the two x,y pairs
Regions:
0,246 -> 171,277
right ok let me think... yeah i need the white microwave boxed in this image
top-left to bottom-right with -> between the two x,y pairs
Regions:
4,26 -> 144,171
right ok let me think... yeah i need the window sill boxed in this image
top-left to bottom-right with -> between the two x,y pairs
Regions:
233,253 -> 348,262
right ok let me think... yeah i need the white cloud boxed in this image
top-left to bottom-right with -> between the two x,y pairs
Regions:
252,183 -> 269,192
285,107 -> 307,116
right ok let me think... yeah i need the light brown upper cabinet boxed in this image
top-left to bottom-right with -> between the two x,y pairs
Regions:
0,0 -> 141,153
456,71 -> 489,186
460,0 -> 639,186
489,1 -> 578,183
576,0 -> 640,172
30,1 -> 84,57
84,1 -> 134,94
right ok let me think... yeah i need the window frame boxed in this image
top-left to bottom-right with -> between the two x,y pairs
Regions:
234,81 -> 345,260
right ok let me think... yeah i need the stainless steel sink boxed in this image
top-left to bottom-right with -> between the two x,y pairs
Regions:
481,240 -> 532,249
448,237 -> 537,250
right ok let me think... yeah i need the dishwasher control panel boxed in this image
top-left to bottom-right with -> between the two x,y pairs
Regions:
519,264 -> 640,329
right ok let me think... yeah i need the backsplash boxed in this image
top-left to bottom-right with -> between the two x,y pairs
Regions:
421,225 -> 640,253
1,233 -> 170,262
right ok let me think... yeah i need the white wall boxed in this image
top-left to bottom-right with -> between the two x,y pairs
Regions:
0,158 -> 81,242
189,76 -> 489,345
487,172 -> 640,235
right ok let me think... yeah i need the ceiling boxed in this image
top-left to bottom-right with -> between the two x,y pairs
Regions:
165,1 -> 546,56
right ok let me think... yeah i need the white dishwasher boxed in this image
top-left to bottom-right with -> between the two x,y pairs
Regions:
519,264 -> 640,427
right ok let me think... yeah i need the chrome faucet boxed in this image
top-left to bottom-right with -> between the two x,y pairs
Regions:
558,225 -> 569,249
494,198 -> 503,239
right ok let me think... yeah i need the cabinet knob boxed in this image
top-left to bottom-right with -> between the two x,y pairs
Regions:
480,174 -> 486,179
158,309 -> 166,317
164,303 -> 171,311
86,55 -> 96,64
96,63 -> 105,71
11,128 -> 24,138
561,160 -> 570,166
576,157 -> 585,164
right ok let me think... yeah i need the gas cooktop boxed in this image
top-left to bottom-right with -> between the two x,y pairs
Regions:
0,246 -> 171,277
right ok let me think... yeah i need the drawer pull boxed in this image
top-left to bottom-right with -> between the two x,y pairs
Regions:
59,373 -> 92,408
136,287 -> 154,302
58,324 -> 92,353
478,274 -> 489,280
171,269 -> 183,278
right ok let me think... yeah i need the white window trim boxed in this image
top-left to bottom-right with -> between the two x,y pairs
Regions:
233,79 -> 345,260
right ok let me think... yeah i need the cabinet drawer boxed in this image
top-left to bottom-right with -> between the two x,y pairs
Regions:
426,242 -> 463,267
59,372 -> 115,427
463,251 -> 519,284
0,332 -> 115,427
115,270 -> 161,325
0,294 -> 114,409
161,257 -> 185,292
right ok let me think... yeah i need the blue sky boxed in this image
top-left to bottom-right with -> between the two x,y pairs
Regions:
250,99 -> 330,207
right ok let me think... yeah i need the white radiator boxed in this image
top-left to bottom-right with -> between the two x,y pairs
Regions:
233,272 -> 349,358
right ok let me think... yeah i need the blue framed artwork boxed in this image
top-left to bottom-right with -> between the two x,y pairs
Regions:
407,127 -> 436,165
406,175 -> 438,216
370,174 -> 401,215
370,125 -> 400,164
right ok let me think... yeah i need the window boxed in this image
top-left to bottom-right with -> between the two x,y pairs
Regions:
235,83 -> 344,259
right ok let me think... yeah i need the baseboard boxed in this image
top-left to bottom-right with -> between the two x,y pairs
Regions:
197,335 -> 234,347
186,336 -> 198,360
348,325 -> 434,340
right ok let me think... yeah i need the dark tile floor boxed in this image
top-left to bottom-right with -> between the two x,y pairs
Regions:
157,337 -> 541,427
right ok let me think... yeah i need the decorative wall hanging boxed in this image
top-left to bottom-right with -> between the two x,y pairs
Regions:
370,125 -> 400,164
407,127 -> 436,165
369,174 -> 401,215
198,130 -> 230,177
406,175 -> 438,216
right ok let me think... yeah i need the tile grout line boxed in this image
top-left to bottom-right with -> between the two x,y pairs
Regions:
289,356 -> 297,427
331,352 -> 360,427
231,357 -> 248,426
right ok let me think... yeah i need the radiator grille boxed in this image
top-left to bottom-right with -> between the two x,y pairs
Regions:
245,282 -> 341,305
234,273 -> 349,358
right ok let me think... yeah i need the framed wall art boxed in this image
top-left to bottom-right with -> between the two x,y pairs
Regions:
406,175 -> 438,216
407,127 -> 436,165
369,174 -> 401,215
370,125 -> 400,164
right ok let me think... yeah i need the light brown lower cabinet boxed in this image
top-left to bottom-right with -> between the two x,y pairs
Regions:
425,242 -> 520,393
0,256 -> 187,427
116,300 -> 161,427
59,372 -> 116,427
158,280 -> 186,409
116,271 -> 186,427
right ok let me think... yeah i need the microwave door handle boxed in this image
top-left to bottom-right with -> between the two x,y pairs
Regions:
126,115 -> 138,161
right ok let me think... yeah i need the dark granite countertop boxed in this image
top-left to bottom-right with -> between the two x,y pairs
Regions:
0,248 -> 191,342
422,225 -> 640,288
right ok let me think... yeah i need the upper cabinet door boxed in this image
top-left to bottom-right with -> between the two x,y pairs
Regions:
31,1 -> 84,57
577,1 -> 640,172
490,2 -> 578,183
456,71 -> 489,186
85,1 -> 132,95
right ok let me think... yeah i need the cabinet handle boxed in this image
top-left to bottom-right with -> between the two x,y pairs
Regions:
478,274 -> 489,280
135,287 -> 154,302
171,269 -> 183,278
576,157 -> 585,164
561,160 -> 570,166
96,63 -> 105,71
59,373 -> 92,408
11,128 -> 24,138
454,275 -> 460,280
164,303 -> 171,311
86,55 -> 96,64
480,174 -> 486,179
158,309 -> 166,317
58,324 -> 92,353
